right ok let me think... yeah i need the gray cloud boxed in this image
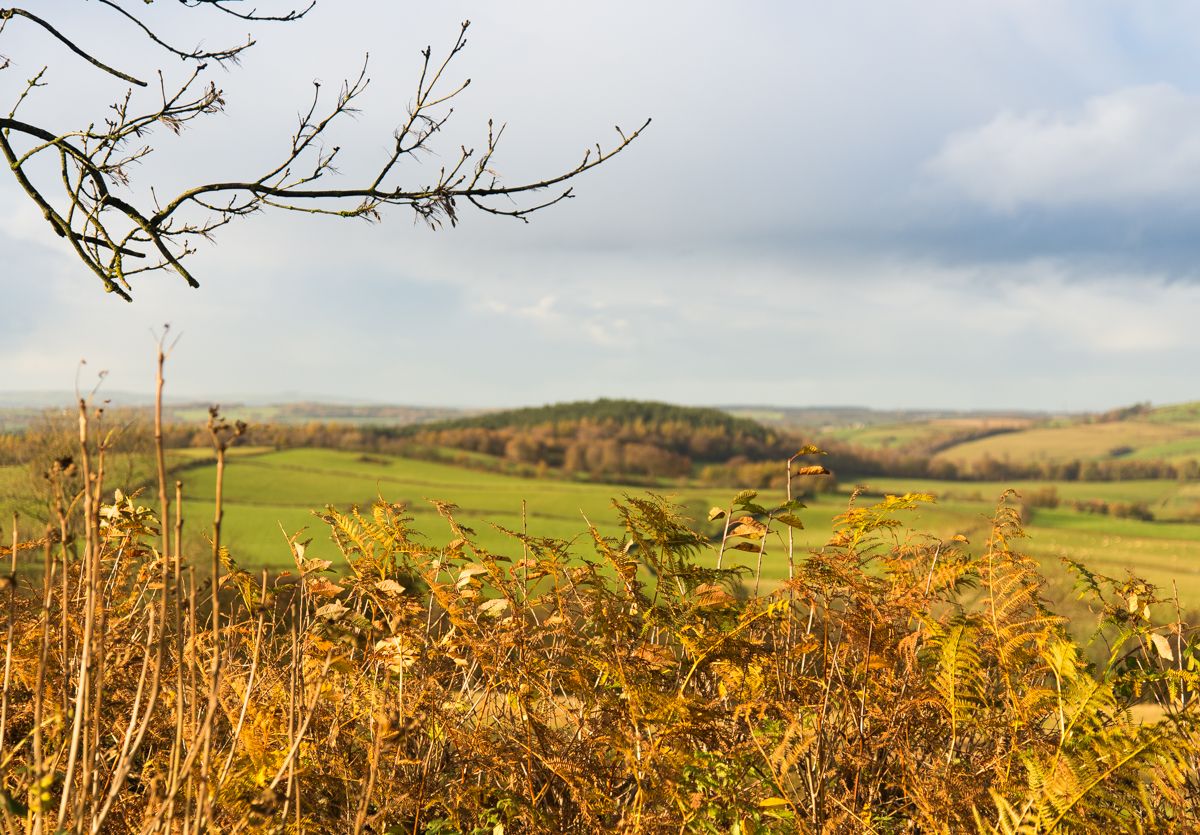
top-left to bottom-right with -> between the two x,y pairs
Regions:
4,2 -> 1200,410
927,84 -> 1200,211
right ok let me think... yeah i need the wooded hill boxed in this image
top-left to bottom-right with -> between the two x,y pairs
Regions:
8,397 -> 1200,488
398,399 -> 792,479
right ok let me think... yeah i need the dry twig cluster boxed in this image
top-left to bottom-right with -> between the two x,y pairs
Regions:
0,4 -> 647,299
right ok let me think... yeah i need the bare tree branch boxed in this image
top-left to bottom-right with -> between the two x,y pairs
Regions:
0,9 -> 648,299
0,8 -> 146,85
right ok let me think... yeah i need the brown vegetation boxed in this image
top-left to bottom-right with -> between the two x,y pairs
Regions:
0,389 -> 1197,833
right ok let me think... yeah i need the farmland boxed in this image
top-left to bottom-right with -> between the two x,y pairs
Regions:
931,418 -> 1200,466
171,447 -> 837,575
157,447 -> 1200,605
7,399 -> 1200,606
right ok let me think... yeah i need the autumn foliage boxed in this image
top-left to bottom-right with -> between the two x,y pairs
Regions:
0,426 -> 1198,833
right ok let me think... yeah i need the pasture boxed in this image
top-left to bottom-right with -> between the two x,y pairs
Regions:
824,416 -> 1032,450
6,445 -> 1199,604
174,448 -> 838,578
931,417 -> 1200,465
169,448 -> 1200,605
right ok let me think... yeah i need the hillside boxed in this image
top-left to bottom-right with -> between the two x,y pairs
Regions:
11,395 -> 1200,486
425,399 -> 774,437
725,404 -> 1051,432
927,403 -> 1200,470
400,399 -> 791,481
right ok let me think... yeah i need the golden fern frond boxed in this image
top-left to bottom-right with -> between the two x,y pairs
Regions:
830,491 -> 937,550
977,791 -> 1034,835
931,618 -> 985,748
976,508 -> 1065,714
321,504 -> 373,562
981,692 -> 1197,833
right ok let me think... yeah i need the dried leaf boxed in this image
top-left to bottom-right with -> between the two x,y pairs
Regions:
793,465 -> 830,476
1149,632 -> 1174,662
478,598 -> 509,617
456,564 -> 489,589
301,557 -> 332,574
633,643 -> 676,669
694,583 -> 736,608
375,636 -> 417,671
729,516 -> 766,538
307,578 -> 343,599
315,601 -> 349,621
707,506 -> 727,522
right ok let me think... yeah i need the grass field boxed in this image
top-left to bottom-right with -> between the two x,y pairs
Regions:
858,476 -> 1200,520
822,417 -> 1031,450
855,475 -> 1200,601
7,446 -> 1200,605
932,419 -> 1200,465
176,448 -> 840,578
165,449 -> 1200,606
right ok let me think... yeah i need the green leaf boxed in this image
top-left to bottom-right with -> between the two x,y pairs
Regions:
731,489 -> 758,505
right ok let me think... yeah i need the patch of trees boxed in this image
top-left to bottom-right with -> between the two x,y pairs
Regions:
424,399 -> 768,432
140,414 -> 777,482
918,425 -> 1022,456
1089,402 -> 1154,423
372,400 -> 795,479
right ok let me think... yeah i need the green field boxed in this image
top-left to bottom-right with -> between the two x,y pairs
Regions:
7,446 -> 1200,605
855,476 -> 1200,600
175,448 -> 839,577
165,449 -> 1200,605
932,419 -> 1200,465
857,476 -> 1200,520
824,417 -> 1031,450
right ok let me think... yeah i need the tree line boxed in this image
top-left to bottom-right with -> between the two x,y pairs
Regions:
3,403 -> 1197,488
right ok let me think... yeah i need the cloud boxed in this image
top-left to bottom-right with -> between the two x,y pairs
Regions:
479,293 -> 635,348
10,3 -> 1200,412
927,84 -> 1200,211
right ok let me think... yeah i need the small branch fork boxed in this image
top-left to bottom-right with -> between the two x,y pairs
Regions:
0,10 -> 648,300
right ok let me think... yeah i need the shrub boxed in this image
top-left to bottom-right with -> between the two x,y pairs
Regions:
1,446 -> 1196,832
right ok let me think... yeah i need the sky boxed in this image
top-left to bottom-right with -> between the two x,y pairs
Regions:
3,1 -> 1200,410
